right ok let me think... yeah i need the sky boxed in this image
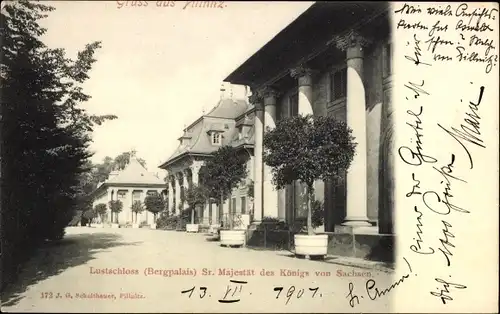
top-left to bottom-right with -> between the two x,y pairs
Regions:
38,0 -> 313,175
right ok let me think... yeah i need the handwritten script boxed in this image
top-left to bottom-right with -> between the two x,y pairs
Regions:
394,1 -> 496,308
396,3 -> 498,73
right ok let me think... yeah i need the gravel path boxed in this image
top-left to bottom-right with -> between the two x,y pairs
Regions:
1,227 -> 394,313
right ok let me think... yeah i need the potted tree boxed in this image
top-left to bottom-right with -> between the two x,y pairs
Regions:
263,114 -> 356,258
199,146 -> 248,247
144,193 -> 165,229
108,200 -> 123,228
184,184 -> 207,233
94,203 -> 107,228
131,200 -> 144,228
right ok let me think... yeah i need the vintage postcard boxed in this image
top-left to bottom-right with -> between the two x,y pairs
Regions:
1,1 -> 498,313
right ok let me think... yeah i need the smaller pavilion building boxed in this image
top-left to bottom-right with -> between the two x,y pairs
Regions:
91,157 -> 166,225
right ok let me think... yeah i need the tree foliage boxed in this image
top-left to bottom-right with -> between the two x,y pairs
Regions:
1,0 -> 116,290
82,208 -> 97,220
184,184 -> 208,224
199,146 -> 248,228
247,180 -> 254,199
144,194 -> 165,222
131,200 -> 144,224
94,203 -> 107,220
131,200 -> 144,213
263,115 -> 356,234
108,200 -> 123,213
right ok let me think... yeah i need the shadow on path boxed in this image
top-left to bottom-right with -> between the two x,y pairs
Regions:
1,229 -> 142,307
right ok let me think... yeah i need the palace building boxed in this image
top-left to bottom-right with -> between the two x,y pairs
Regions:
161,1 -> 394,260
158,92 -> 255,226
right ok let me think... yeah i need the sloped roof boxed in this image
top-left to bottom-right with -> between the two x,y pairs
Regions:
205,98 -> 250,118
160,98 -> 252,168
105,158 -> 164,185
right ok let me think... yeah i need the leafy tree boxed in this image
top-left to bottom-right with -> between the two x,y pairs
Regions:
108,200 -> 123,223
83,208 -> 97,226
94,203 -> 107,222
144,194 -> 165,223
184,184 -> 208,224
199,146 -> 248,229
131,200 -> 144,223
113,150 -> 146,171
263,115 -> 356,235
247,180 -> 254,199
1,1 -> 116,290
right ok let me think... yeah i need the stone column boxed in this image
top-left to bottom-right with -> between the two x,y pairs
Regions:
107,189 -> 113,223
175,173 -> 182,215
191,164 -> 201,222
249,91 -> 264,223
290,65 -> 315,219
203,201 -> 210,225
128,188 -> 134,224
142,189 -> 148,223
191,164 -> 200,186
379,42 -> 394,234
290,65 -> 314,115
183,170 -> 189,211
335,30 -> 370,226
168,177 -> 174,215
261,86 -> 279,219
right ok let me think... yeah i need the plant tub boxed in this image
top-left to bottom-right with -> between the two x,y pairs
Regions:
294,234 -> 328,256
220,230 -> 245,247
186,224 -> 199,233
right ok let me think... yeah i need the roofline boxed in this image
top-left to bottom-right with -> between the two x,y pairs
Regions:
235,106 -> 255,121
158,151 -> 213,170
103,183 -> 166,188
185,115 -> 204,132
223,2 -> 316,84
89,182 -> 166,200
223,3 -> 390,87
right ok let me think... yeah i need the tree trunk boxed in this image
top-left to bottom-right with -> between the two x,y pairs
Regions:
306,183 -> 314,235
219,192 -> 224,228
191,206 -> 195,224
153,212 -> 157,223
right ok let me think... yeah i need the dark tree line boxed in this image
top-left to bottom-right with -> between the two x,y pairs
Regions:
0,1 -> 116,291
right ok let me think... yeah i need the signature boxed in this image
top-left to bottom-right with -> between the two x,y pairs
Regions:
399,106 -> 438,166
438,85 -> 485,169
423,154 -> 470,215
430,277 -> 467,304
406,34 -> 432,66
346,258 -> 413,307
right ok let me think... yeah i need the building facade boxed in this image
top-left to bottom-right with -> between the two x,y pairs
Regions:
158,95 -> 255,226
223,2 -> 394,236
91,157 -> 166,225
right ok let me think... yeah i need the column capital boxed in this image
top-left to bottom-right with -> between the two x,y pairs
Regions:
191,164 -> 201,172
258,86 -> 280,100
249,93 -> 264,111
289,64 -> 315,80
175,172 -> 183,180
334,30 -> 372,51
